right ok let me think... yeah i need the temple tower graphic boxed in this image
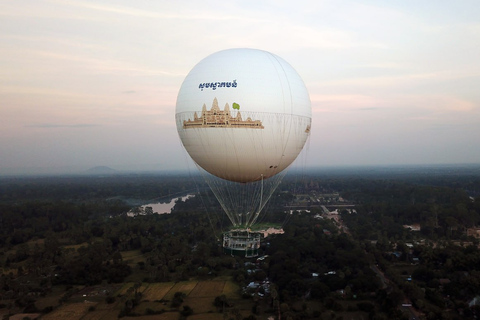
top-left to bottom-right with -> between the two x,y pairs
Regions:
183,98 -> 264,129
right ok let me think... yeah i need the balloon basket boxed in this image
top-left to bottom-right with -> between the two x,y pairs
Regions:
223,230 -> 261,258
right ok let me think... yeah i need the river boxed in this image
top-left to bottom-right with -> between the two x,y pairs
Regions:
127,194 -> 194,216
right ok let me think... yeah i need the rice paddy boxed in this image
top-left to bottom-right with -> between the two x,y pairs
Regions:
26,277 -> 246,320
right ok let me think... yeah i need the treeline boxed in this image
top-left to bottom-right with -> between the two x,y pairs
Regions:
339,179 -> 480,240
0,200 -> 130,246
0,173 -> 204,203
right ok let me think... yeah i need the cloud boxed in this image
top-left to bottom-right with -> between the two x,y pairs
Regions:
47,0 -> 246,21
310,94 -> 383,112
314,69 -> 480,89
29,51 -> 183,77
25,124 -> 100,128
358,107 -> 380,111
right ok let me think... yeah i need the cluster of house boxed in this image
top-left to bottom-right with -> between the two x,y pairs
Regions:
466,227 -> 480,238
403,224 -> 421,231
242,258 -> 271,298
404,224 -> 480,240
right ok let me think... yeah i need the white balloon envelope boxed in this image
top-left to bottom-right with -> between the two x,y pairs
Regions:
176,48 -> 311,230
176,48 -> 311,184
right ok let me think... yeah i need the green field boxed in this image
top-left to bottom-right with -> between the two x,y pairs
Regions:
141,282 -> 175,301
33,277 -> 250,320
121,250 -> 146,266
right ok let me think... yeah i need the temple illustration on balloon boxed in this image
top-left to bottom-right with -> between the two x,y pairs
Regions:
183,98 -> 264,129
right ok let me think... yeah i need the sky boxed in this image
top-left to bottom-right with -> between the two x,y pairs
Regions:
1,0 -> 480,174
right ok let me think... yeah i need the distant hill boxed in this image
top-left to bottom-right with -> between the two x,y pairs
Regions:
85,166 -> 117,175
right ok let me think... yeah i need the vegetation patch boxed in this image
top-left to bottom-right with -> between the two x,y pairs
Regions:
133,301 -> 167,315
163,281 -> 198,300
142,282 -> 175,301
41,302 -> 96,320
222,280 -> 241,299
124,311 -> 179,320
116,282 -> 147,296
121,250 -> 146,266
63,242 -> 88,251
189,280 -> 225,298
80,307 -> 120,320
182,296 -> 215,313
35,285 -> 70,310
187,313 -> 225,320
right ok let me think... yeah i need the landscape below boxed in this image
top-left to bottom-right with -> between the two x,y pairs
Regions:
1,165 -> 480,319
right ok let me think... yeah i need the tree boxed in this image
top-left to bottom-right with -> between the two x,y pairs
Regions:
181,305 -> 193,317
171,292 -> 186,308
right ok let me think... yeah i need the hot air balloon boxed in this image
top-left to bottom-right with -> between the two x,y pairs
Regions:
175,48 -> 311,257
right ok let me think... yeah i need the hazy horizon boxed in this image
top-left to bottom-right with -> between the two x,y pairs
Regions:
1,1 -> 479,174
2,162 -> 480,178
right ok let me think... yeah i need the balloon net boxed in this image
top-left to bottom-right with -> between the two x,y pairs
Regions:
195,164 -> 287,229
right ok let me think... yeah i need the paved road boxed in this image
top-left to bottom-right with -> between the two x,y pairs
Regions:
370,265 -> 420,319
370,264 -> 388,289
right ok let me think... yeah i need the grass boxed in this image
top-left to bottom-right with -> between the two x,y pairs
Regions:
249,222 -> 283,230
187,314 -> 225,320
41,302 -> 96,320
7,313 -> 42,320
131,278 -> 241,318
189,280 -> 225,298
79,289 -> 125,320
122,250 -> 146,266
142,282 -> 175,301
79,308 -> 119,320
35,285 -> 68,310
123,312 -> 180,320
115,282 -> 148,296
62,242 -> 88,251
133,301 -> 169,315
30,277 -> 251,320
222,280 -> 241,299
163,281 -> 198,300
182,296 -> 216,313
